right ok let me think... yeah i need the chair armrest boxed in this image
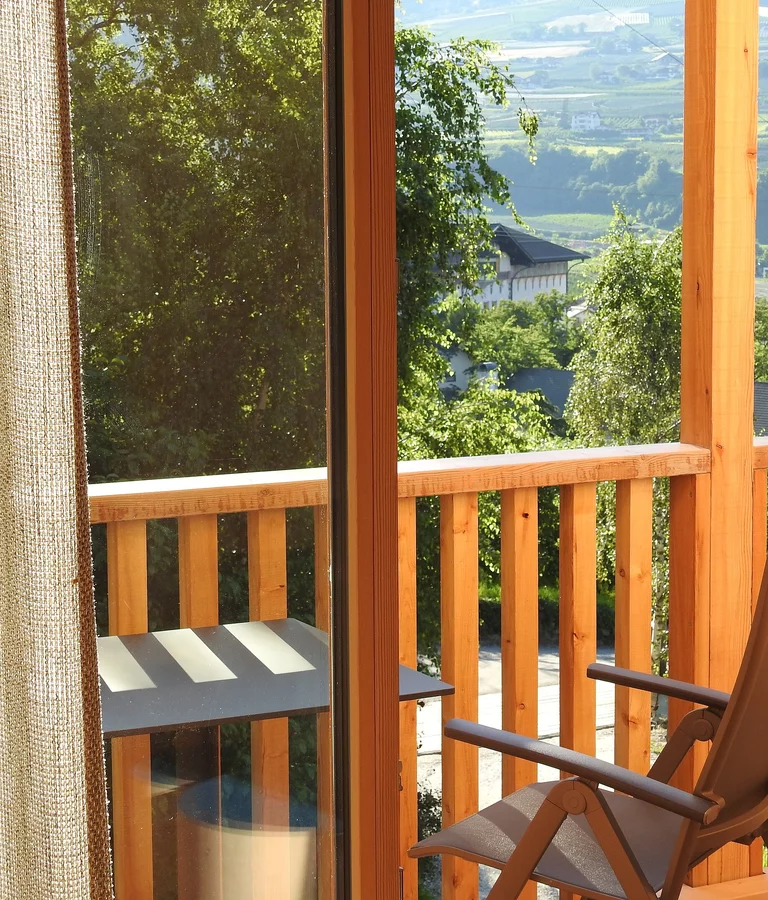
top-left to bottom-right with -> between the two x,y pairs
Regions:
445,719 -> 720,824
587,664 -> 730,712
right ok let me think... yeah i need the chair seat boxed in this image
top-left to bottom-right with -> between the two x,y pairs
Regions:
409,781 -> 685,900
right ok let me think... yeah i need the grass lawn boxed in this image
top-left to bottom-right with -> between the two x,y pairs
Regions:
494,211 -> 614,238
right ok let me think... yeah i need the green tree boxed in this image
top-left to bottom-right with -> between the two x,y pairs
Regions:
466,291 -> 582,384
398,385 -> 553,658
567,213 -> 682,672
395,29 -> 537,395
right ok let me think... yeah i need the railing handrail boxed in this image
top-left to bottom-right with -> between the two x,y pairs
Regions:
88,442 -> 713,523
753,436 -> 768,469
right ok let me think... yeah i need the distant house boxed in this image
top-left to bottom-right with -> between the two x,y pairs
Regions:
571,110 -> 602,132
755,382 -> 768,435
439,349 -> 499,398
642,115 -> 669,131
476,224 -> 588,309
647,51 -> 682,80
507,368 -> 575,418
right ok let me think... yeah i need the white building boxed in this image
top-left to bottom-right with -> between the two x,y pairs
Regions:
476,224 -> 588,310
571,110 -> 602,132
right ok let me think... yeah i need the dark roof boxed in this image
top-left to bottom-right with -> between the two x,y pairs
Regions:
491,223 -> 588,267
507,368 -> 575,416
756,382 -> 768,436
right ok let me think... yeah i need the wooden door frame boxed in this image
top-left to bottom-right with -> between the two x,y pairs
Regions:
326,0 -> 400,893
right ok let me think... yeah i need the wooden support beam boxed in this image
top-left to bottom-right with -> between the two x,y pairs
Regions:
681,0 -> 758,885
614,479 -> 653,774
440,493 -> 480,900
398,498 -> 419,900
248,509 -> 290,900
107,520 -> 153,900
341,0 -> 400,889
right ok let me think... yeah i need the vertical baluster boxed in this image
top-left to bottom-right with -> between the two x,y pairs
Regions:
398,497 -> 418,900
614,479 -> 653,774
751,470 -> 767,875
440,493 -> 479,900
248,508 -> 290,900
669,473 -> 710,887
176,514 -> 222,900
559,483 -> 597,761
501,487 -> 538,900
501,487 -> 538,791
558,483 -> 596,900
107,520 -> 153,900
314,505 -> 335,900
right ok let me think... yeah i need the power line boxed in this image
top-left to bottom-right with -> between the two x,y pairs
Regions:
588,0 -> 683,65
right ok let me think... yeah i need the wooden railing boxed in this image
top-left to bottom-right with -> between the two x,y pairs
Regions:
91,440 -> 768,900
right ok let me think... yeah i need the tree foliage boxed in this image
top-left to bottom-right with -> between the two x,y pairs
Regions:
466,291 -> 581,384
566,213 -> 682,671
395,29 -> 537,394
567,214 -> 682,446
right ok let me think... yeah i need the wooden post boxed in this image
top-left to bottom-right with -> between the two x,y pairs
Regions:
341,0 -> 400,888
440,493 -> 479,900
614,479 -> 653,774
398,497 -> 418,900
248,509 -> 290,900
107,520 -> 153,900
501,488 -> 538,900
680,0 -> 758,884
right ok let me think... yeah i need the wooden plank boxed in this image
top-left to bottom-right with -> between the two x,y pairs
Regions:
669,474 -> 713,893
247,509 -> 290,900
614,479 -> 653,774
500,488 -> 538,795
398,443 -> 710,498
90,468 -> 328,523
669,475 -> 711,785
314,505 -> 335,900
398,498 -> 418,900
176,514 -> 222,900
107,520 -> 153,900
559,484 -> 597,762
178,514 -> 219,628
681,0 -> 757,886
440,493 -> 479,900
89,444 -> 711,524
342,0 -> 401,888
500,488 -> 538,900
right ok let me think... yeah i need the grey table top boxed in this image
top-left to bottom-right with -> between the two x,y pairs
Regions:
98,617 -> 453,739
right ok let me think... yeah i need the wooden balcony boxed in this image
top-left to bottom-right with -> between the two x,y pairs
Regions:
90,439 -> 768,899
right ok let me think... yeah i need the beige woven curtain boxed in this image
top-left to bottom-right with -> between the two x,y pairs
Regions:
0,1 -> 113,897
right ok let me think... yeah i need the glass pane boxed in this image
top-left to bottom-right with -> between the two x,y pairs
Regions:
68,2 -> 336,897
395,2 -> 685,897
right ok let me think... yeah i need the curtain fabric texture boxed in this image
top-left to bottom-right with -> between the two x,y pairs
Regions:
0,2 -> 112,897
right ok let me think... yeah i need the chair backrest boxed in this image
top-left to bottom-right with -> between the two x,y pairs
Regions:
693,561 -> 768,840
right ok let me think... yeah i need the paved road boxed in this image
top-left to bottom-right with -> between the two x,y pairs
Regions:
417,644 -> 616,756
